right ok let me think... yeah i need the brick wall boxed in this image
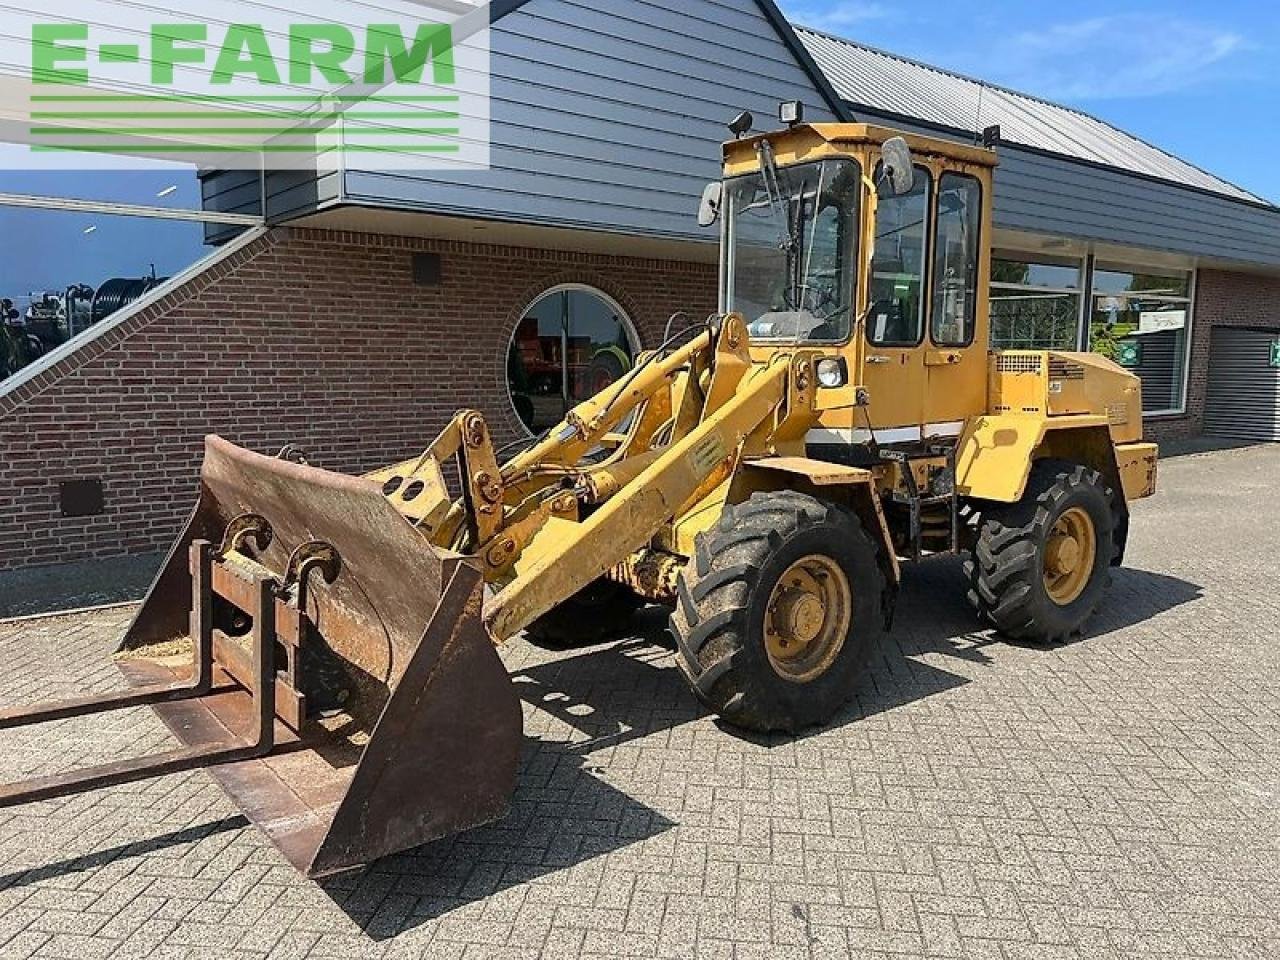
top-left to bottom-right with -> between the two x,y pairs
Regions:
1144,268 -> 1280,444
0,227 -> 717,572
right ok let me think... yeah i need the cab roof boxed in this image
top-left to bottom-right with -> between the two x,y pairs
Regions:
722,123 -> 998,175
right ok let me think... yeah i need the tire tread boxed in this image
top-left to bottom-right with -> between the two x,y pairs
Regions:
966,459 -> 1116,644
671,491 -> 886,733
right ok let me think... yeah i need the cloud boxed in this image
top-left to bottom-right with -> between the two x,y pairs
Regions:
970,15 -> 1246,101
781,1 -> 892,33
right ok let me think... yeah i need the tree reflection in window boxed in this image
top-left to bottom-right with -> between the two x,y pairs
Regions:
990,255 -> 1084,351
1089,265 -> 1193,413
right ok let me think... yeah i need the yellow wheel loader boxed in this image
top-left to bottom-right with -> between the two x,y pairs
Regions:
0,113 -> 1158,877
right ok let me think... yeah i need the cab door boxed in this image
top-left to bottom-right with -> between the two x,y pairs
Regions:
922,168 -> 991,435
860,161 -> 932,442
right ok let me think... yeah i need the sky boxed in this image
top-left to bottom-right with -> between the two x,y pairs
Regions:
780,0 -> 1280,204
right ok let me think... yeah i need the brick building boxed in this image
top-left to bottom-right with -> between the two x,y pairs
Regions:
0,229 -> 717,570
1,0 -> 1278,582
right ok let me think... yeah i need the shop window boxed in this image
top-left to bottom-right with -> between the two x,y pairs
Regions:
931,173 -> 982,346
1,204 -> 249,382
989,253 -> 1084,350
506,286 -> 639,434
0,139 -> 263,386
868,165 -> 931,347
1088,264 -> 1193,414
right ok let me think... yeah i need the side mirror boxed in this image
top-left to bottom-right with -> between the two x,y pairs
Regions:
698,182 -> 724,227
879,136 -> 915,196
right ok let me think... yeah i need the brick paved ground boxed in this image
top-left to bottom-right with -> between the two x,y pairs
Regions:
0,444 -> 1277,960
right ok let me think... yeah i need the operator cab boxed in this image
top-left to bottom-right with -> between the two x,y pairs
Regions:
705,110 -> 998,469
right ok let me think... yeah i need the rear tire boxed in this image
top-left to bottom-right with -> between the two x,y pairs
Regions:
671,491 -> 887,734
585,350 -> 628,395
966,460 -> 1116,643
525,578 -> 643,649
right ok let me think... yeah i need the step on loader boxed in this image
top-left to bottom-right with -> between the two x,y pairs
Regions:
1,109 -> 1159,877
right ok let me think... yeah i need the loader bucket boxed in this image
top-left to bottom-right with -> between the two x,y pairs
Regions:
0,436 -> 522,878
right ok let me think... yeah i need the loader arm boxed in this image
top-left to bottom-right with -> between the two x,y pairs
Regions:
364,313 -> 820,641
487,353 -> 794,639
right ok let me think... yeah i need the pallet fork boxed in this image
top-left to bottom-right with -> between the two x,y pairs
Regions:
0,438 -> 522,877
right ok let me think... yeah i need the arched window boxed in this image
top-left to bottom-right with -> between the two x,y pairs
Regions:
506,285 -> 639,433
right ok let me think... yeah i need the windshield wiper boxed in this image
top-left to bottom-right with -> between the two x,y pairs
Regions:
755,140 -> 797,255
756,139 -> 813,313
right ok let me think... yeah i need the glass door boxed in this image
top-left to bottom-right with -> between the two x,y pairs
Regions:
923,172 -> 986,433
862,162 -> 931,437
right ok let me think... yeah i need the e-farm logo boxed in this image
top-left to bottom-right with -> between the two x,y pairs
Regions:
10,3 -> 491,170
32,23 -> 458,88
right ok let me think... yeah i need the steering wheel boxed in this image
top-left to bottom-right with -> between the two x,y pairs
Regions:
784,282 -> 839,316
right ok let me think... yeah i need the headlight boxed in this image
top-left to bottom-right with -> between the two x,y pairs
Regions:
816,357 -> 847,388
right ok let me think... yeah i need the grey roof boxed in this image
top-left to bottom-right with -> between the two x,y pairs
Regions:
795,25 -> 1267,206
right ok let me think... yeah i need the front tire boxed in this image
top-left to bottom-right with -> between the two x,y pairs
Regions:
966,460 -> 1116,643
671,491 -> 887,734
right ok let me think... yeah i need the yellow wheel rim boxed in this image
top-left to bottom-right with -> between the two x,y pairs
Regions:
764,554 -> 852,683
1043,506 -> 1097,606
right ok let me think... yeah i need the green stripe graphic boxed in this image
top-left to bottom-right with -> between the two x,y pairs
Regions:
30,127 -> 461,136
31,111 -> 459,120
25,93 -> 469,160
32,144 -> 462,153
30,94 -> 460,103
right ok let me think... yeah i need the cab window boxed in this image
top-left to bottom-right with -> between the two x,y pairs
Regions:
868,165 -> 931,347
931,173 -> 983,346
725,158 -> 861,343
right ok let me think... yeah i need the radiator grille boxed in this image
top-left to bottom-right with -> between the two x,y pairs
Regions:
996,354 -> 1042,374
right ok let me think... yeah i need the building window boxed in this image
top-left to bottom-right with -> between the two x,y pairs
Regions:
1,146 -> 262,385
1088,264 -> 1194,414
989,253 -> 1084,350
506,285 -> 639,434
868,165 -> 931,346
931,173 -> 982,347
